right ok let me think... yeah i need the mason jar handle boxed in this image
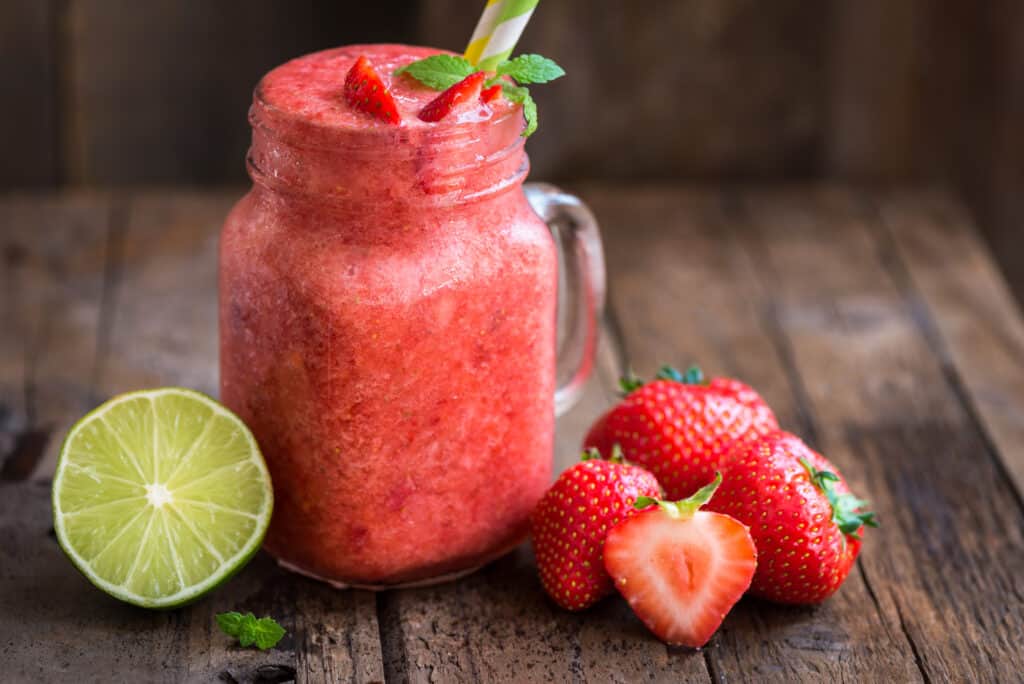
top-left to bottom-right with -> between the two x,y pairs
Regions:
525,183 -> 607,416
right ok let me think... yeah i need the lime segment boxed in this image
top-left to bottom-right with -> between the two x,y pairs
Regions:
52,388 -> 272,608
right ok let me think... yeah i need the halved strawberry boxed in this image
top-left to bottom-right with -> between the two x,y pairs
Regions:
603,474 -> 756,648
344,55 -> 400,124
480,84 -> 502,103
419,72 -> 487,122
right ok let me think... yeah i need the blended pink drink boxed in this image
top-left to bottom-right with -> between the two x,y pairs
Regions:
220,45 -> 570,586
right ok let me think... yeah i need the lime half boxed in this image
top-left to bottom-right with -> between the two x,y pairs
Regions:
52,388 -> 273,608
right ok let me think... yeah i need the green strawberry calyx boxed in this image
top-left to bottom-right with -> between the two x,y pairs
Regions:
581,444 -> 625,464
799,457 -> 879,539
634,472 -> 722,520
618,365 -> 706,395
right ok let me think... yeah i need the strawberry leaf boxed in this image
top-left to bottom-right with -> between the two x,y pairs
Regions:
800,458 -> 878,538
497,54 -> 565,84
619,370 -> 644,395
394,54 -> 475,90
635,472 -> 723,519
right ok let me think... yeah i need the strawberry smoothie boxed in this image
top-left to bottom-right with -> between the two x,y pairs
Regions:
220,45 -> 558,586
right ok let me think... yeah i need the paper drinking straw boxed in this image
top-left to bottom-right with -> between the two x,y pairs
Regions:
464,0 -> 539,70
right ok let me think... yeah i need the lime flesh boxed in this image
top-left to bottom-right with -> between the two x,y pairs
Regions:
52,388 -> 273,608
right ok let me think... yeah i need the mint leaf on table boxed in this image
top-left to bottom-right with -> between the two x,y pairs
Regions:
394,54 -> 475,90
216,611 -> 286,651
215,611 -> 246,637
496,54 -> 565,84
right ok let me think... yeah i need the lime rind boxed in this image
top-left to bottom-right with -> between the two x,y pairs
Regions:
52,387 -> 273,609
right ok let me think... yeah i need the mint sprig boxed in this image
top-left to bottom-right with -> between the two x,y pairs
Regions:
394,53 -> 564,137
216,611 -> 286,651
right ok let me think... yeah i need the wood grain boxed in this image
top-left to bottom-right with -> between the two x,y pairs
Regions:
736,186 -> 1024,682
0,1 -> 59,187
875,191 -> 1024,502
0,194 -> 114,481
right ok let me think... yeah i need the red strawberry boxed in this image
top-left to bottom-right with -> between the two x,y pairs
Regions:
344,55 -> 400,124
418,72 -> 487,122
584,366 -> 778,500
604,474 -> 757,648
531,447 -> 661,611
480,84 -> 502,103
705,430 -> 877,604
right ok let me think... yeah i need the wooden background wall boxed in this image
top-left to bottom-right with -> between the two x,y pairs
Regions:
2,0 -> 1022,298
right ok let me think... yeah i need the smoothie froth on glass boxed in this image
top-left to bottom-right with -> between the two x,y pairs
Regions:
220,44 -> 603,587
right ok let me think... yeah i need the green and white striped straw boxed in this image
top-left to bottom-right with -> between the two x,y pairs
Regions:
464,0 -> 539,71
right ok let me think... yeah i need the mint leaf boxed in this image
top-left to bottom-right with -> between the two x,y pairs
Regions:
502,84 -> 538,137
216,612 -> 286,651
215,611 -> 246,637
394,54 -> 474,90
240,617 -> 286,650
497,54 -> 565,84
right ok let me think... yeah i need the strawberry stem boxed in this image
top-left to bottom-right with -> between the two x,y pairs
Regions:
581,444 -> 625,464
634,472 -> 723,519
799,457 -> 878,538
618,370 -> 644,395
620,365 -> 706,396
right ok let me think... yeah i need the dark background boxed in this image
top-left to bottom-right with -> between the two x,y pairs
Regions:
2,0 -> 1022,301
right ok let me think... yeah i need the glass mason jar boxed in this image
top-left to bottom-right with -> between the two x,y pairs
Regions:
219,45 -> 604,588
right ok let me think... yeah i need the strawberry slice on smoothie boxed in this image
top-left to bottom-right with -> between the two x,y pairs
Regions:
344,55 -> 400,124
419,71 -> 487,122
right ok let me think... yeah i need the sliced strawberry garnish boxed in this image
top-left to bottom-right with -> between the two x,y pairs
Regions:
418,72 -> 487,122
480,84 -> 502,104
344,55 -> 400,124
603,474 -> 756,648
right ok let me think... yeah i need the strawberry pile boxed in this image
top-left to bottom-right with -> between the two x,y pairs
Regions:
532,365 -> 877,648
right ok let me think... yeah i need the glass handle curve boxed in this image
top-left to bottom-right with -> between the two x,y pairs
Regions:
525,183 -> 607,417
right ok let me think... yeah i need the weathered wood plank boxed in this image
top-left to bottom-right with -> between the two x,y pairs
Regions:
1,482 -> 186,683
0,1 -> 59,187
735,186 -> 1024,682
875,191 -> 1024,503
378,546 -> 711,683
592,187 -> 919,682
0,194 -> 114,482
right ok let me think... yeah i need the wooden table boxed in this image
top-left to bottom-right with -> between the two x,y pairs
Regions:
3,186 -> 1023,683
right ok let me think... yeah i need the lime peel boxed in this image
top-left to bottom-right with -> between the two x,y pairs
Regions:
52,388 -> 273,609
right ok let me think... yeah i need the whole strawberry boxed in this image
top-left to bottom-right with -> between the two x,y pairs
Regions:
531,447 -> 661,611
584,366 -> 778,500
705,430 -> 877,604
